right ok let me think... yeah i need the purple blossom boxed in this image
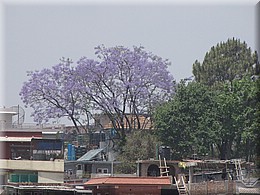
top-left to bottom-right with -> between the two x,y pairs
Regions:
20,46 -> 175,136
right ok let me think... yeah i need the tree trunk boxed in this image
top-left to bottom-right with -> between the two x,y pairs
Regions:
218,140 -> 232,160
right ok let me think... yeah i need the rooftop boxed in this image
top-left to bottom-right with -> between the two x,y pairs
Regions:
85,176 -> 172,186
0,136 -> 41,142
77,148 -> 104,161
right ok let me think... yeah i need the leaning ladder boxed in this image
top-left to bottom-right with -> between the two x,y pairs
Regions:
174,175 -> 189,195
234,159 -> 244,181
159,155 -> 169,176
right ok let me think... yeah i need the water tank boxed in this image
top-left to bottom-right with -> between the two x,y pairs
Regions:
159,146 -> 171,160
0,107 -> 18,129
67,144 -> 72,161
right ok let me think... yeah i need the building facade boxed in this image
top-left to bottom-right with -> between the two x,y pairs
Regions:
0,106 -> 65,194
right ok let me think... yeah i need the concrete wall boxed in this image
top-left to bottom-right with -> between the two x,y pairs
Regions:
0,159 -> 64,172
38,172 -> 64,183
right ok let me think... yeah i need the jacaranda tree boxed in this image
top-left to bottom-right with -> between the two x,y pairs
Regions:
74,45 -> 175,146
20,58 -> 91,133
20,45 -> 175,145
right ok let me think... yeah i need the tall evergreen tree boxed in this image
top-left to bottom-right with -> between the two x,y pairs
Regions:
193,38 -> 259,86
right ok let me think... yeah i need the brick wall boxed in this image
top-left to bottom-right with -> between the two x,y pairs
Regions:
190,180 -> 235,195
93,185 -> 161,195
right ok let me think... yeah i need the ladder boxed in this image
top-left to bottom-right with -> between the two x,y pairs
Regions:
159,155 -> 169,176
233,159 -> 244,181
174,175 -> 189,195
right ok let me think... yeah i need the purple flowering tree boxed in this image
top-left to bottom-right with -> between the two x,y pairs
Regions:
20,58 -> 91,133
75,45 -> 175,144
20,45 -> 175,143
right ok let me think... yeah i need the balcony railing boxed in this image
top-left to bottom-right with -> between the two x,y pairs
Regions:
0,122 -> 65,130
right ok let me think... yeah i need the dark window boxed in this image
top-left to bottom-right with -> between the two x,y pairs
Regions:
77,164 -> 82,170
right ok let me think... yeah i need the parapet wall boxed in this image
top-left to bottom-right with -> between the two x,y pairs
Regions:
0,159 -> 64,172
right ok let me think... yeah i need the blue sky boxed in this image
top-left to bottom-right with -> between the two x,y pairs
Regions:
0,0 -> 258,124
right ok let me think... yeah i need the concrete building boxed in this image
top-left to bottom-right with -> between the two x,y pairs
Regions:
0,106 -> 65,194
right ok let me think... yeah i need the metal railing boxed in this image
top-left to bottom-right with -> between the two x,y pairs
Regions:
0,122 -> 65,130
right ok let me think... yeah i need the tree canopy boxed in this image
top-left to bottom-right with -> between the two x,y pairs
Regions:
154,81 -> 216,159
193,38 -> 259,86
20,45 -> 175,145
20,58 -> 90,132
154,76 -> 259,160
74,45 -> 175,142
115,130 -> 160,174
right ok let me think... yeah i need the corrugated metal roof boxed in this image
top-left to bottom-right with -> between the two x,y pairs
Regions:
85,176 -> 171,186
77,148 -> 104,161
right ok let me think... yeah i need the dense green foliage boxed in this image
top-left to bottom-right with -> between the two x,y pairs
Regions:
213,77 -> 259,160
115,130 -> 160,174
154,81 -> 215,159
193,38 -> 259,86
117,38 -> 259,164
154,77 -> 259,160
155,39 -> 259,161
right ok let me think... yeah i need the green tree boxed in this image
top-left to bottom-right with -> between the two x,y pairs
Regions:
229,77 -> 259,161
212,77 -> 259,160
115,130 -> 160,174
193,38 -> 259,86
154,77 -> 259,160
154,81 -> 216,159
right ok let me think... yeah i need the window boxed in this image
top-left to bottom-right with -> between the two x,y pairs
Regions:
68,169 -> 73,175
96,168 -> 108,174
9,172 -> 38,183
77,164 -> 82,170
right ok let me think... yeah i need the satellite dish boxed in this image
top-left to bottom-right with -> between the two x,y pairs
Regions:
11,105 -> 25,126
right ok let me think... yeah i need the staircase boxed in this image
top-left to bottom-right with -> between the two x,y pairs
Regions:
174,175 -> 189,195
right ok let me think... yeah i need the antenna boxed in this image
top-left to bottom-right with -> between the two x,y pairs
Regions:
11,105 -> 25,126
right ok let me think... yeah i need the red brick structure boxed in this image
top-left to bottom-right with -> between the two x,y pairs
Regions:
85,176 -> 177,195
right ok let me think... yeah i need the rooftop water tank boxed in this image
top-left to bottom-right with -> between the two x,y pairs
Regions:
0,106 -> 24,130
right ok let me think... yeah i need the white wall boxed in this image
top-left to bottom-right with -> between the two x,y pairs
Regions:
0,159 -> 64,172
0,159 -> 64,184
38,172 -> 64,183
